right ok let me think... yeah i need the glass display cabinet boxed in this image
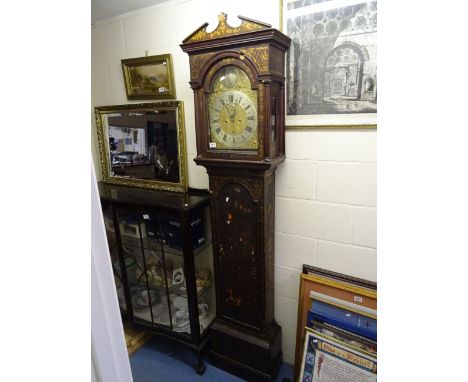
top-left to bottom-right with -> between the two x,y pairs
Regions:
98,182 -> 215,374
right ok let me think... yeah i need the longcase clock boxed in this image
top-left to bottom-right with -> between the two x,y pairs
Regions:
181,13 -> 291,381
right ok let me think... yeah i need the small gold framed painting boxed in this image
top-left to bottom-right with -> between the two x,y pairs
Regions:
121,54 -> 176,100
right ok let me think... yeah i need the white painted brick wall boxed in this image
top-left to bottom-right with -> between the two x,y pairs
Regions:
274,265 -> 301,300
275,232 -> 316,270
316,163 -> 377,206
186,154 -> 209,189
285,130 -> 376,163
276,198 -> 354,243
91,0 -> 377,366
274,294 -> 299,329
276,160 -> 316,200
91,20 -> 126,59
316,240 -> 377,281
353,207 -> 377,248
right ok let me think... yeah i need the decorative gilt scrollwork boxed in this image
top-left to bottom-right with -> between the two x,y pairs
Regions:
257,86 -> 265,157
241,45 -> 269,73
183,13 -> 270,43
190,52 -> 217,80
205,57 -> 235,82
210,175 -> 264,201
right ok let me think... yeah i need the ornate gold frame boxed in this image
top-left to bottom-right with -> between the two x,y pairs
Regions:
95,101 -> 188,192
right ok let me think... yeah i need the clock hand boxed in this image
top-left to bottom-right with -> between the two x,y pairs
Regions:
233,103 -> 238,120
227,104 -> 236,122
232,105 -> 239,133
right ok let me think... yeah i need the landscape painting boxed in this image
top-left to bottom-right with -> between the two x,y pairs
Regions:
121,54 -> 176,100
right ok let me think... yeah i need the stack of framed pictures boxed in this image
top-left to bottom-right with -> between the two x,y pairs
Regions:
295,265 -> 377,382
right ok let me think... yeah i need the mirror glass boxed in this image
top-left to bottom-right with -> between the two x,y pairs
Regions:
95,102 -> 187,192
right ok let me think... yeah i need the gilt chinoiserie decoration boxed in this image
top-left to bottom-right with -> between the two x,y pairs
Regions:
184,13 -> 267,43
181,13 -> 291,382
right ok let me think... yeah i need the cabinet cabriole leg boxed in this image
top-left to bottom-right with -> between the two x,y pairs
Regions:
196,361 -> 206,375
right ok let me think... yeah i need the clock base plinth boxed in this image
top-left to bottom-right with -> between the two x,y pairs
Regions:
208,319 -> 282,382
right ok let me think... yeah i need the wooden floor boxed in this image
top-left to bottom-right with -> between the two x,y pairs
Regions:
124,324 -> 153,356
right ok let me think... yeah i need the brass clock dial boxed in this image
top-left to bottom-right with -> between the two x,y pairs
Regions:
207,66 -> 258,150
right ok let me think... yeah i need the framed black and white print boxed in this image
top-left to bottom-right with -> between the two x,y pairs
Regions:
282,0 -> 377,128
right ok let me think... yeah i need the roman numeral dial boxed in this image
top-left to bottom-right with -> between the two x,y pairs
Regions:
208,89 -> 257,149
207,66 -> 258,151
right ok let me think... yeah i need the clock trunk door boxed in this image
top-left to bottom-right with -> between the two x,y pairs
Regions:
215,182 -> 260,330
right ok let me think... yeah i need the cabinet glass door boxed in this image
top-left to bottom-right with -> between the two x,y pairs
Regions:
117,209 -> 174,329
156,205 -> 216,337
192,205 -> 216,336
102,202 -> 126,312
112,202 -> 215,338
158,212 -> 190,335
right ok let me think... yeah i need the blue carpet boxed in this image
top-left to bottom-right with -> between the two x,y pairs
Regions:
130,335 -> 293,382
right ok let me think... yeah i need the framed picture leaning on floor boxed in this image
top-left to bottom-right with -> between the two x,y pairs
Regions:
294,265 -> 377,380
298,326 -> 377,382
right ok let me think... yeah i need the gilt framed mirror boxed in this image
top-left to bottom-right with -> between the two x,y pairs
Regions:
95,101 -> 188,192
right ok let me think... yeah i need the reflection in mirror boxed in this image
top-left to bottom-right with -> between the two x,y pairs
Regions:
95,102 -> 187,192
106,111 -> 179,182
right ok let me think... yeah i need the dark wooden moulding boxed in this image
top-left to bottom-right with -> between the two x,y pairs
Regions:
181,14 -> 291,382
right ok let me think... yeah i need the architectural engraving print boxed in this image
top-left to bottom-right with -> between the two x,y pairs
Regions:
285,0 -> 377,123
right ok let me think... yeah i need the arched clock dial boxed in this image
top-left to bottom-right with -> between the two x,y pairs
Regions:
207,66 -> 258,151
209,90 -> 257,149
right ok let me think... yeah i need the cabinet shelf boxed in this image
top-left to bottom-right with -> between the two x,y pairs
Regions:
128,285 -> 214,335
120,236 -> 212,257
128,278 -> 213,299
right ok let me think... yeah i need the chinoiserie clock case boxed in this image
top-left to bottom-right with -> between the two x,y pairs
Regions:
181,13 -> 291,381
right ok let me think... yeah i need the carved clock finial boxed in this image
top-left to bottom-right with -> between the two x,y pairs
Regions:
218,12 -> 227,22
